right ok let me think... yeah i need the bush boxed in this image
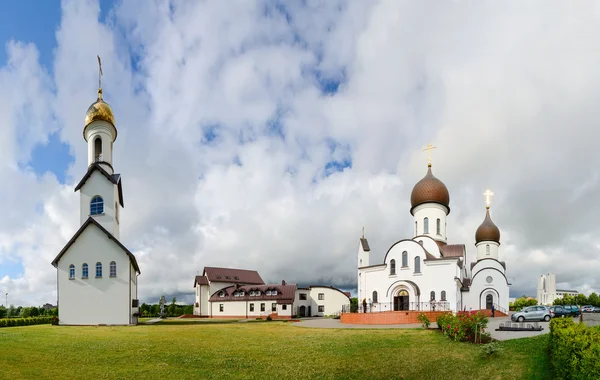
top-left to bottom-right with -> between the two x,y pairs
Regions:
480,342 -> 502,359
549,318 -> 600,379
266,315 -> 272,321
436,311 -> 489,343
0,317 -> 54,328
417,313 -> 430,329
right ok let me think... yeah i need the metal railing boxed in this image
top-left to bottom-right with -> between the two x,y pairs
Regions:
343,301 -> 451,313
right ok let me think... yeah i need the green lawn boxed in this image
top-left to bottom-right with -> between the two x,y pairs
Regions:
0,322 -> 550,379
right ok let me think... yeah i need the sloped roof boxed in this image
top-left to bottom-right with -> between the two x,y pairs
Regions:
360,238 -> 370,251
440,244 -> 465,258
51,217 -> 140,274
209,283 -> 297,303
74,163 -> 124,207
203,267 -> 264,284
194,276 -> 209,287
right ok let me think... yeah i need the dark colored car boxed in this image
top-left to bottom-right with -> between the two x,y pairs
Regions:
562,305 -> 580,317
550,306 -> 571,318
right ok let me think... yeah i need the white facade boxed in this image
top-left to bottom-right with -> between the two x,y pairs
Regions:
52,88 -> 140,325
537,273 -> 578,305
294,286 -> 350,317
357,165 -> 510,315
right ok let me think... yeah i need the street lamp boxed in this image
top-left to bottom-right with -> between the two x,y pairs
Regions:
5,293 -> 7,308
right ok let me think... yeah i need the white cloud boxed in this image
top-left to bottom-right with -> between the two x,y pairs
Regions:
2,0 -> 600,306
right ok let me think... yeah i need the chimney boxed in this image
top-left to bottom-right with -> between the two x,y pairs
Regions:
282,280 -> 286,285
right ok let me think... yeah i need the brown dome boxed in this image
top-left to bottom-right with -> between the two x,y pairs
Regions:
475,208 -> 500,244
410,165 -> 450,215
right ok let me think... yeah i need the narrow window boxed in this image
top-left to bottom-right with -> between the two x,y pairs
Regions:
441,291 -> 446,301
271,303 -> 276,312
82,263 -> 88,278
250,303 -> 255,312
90,196 -> 104,215
424,217 -> 429,234
486,244 -> 490,255
372,291 -> 378,303
69,264 -> 75,279
219,304 -> 224,312
318,305 -> 325,312
415,221 -> 418,235
414,257 -> 421,273
94,137 -> 102,162
402,251 -> 408,267
430,291 -> 435,301
96,262 -> 102,278
115,202 -> 119,223
390,259 -> 396,275
110,261 -> 116,277
260,303 -> 265,312
436,218 -> 441,235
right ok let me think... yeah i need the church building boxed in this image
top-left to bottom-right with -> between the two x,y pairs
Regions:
51,60 -> 141,325
357,147 -> 510,315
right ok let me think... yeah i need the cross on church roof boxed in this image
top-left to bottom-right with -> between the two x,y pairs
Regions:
483,189 -> 494,209
422,143 -> 436,167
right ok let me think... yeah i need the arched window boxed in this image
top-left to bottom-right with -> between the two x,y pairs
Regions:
415,221 -> 418,235
82,263 -> 88,278
486,294 -> 493,309
414,256 -> 421,273
423,217 -> 429,234
486,244 -> 490,255
390,259 -> 396,275
94,137 -> 102,161
402,251 -> 408,267
436,218 -> 441,235
441,291 -> 446,301
90,196 -> 104,215
372,291 -> 378,303
430,291 -> 435,301
96,262 -> 102,278
110,261 -> 117,277
360,259 -> 362,266
69,264 -> 75,279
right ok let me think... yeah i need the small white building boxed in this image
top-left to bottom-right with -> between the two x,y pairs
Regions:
357,157 -> 510,315
51,84 -> 141,325
193,267 -> 350,318
537,273 -> 578,305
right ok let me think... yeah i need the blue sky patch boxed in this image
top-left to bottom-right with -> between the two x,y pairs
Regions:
29,132 -> 74,184
0,258 -> 24,281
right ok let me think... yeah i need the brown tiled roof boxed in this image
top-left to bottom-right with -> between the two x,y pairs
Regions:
203,267 -> 264,284
209,283 -> 297,303
475,208 -> 501,244
440,244 -> 465,258
194,275 -> 209,287
51,217 -> 140,274
410,165 -> 450,215
74,163 -> 124,207
343,292 -> 351,298
360,238 -> 370,252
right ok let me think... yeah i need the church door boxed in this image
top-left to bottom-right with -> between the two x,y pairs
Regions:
394,290 -> 409,311
486,294 -> 493,309
299,306 -> 306,317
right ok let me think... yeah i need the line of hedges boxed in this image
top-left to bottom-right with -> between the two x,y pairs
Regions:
0,316 -> 54,328
549,318 -> 600,379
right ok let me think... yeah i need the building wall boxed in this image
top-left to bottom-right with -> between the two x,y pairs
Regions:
294,287 -> 350,317
209,300 -> 291,318
476,241 -> 499,261
57,224 -> 133,325
130,263 -> 138,324
79,171 -> 117,237
359,239 -> 460,312
194,284 -> 210,316
85,121 -> 116,171
465,260 -> 509,311
412,203 -> 448,243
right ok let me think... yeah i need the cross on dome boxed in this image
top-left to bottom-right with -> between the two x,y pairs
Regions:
483,189 -> 494,209
422,143 -> 436,167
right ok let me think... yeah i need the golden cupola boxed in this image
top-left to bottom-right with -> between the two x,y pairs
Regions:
84,88 -> 116,141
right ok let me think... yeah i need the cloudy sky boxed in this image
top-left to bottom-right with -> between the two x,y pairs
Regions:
1,0 -> 599,306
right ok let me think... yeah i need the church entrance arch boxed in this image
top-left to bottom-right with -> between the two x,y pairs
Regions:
394,290 -> 409,311
299,306 -> 306,317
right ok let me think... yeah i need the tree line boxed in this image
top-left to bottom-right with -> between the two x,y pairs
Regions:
138,298 -> 193,317
0,305 -> 58,319
552,292 -> 600,306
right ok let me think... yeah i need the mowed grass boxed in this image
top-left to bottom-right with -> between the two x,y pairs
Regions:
0,322 -> 549,380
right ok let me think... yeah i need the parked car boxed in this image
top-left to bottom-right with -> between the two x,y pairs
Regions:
562,305 -> 580,317
591,306 -> 600,313
549,306 -> 571,318
511,306 -> 553,322
581,305 -> 595,313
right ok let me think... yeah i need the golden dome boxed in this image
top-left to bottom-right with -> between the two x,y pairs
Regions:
410,165 -> 450,215
84,89 -> 116,139
475,207 -> 501,244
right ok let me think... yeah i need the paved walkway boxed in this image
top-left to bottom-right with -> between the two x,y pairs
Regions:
293,317 -> 553,341
144,318 -> 163,324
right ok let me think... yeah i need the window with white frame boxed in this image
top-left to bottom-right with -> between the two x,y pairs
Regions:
260,303 -> 265,312
299,293 -> 307,300
219,304 -> 224,312
424,217 -> 429,234
318,293 -> 324,300
96,262 -> 102,278
250,303 -> 254,312
318,305 -> 324,312
282,305 -> 287,310
109,261 -> 116,277
272,290 -> 277,295
69,264 -> 75,279
402,251 -> 408,267
82,263 -> 88,278
271,303 -> 276,312
414,257 -> 421,273
90,196 -> 104,215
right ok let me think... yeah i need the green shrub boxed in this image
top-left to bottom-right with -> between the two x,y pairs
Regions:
0,317 -> 53,328
417,313 -> 430,329
436,311 -> 488,343
480,342 -> 502,359
549,318 -> 600,379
